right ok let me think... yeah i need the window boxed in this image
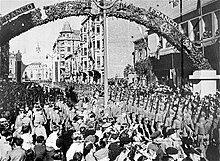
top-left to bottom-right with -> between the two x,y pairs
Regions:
102,56 -> 104,67
31,72 -> 33,78
61,54 -> 65,58
84,61 -> 87,68
10,60 -> 12,65
97,40 -> 100,49
9,70 -> 12,74
84,48 -> 87,55
60,47 -> 65,52
96,16 -> 100,21
84,35 -> 87,42
67,47 -> 71,52
60,42 -> 65,46
97,56 -> 100,68
60,61 -> 65,66
92,26 -> 95,32
96,25 -> 100,34
93,41 -> 95,48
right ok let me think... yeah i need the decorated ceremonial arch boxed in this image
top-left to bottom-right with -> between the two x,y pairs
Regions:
0,0 -> 213,70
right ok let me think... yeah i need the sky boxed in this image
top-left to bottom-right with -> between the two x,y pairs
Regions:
0,0 -> 84,65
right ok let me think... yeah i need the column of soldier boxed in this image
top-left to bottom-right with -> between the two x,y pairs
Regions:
0,81 -> 219,161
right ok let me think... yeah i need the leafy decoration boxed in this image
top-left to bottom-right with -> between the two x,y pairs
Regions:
0,1 -> 212,70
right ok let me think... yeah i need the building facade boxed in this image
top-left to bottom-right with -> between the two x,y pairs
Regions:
132,0 -> 220,89
53,21 -> 80,82
23,62 -> 51,81
79,14 -> 104,83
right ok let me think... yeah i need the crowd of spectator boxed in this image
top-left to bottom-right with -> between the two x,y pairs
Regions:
0,81 -> 219,161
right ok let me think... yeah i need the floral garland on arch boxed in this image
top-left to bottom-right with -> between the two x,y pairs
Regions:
0,1 -> 212,70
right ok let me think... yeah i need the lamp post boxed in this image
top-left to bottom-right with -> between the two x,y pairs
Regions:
46,53 -> 59,88
92,0 -> 118,108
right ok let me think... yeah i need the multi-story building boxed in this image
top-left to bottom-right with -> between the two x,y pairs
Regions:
80,14 -> 104,83
132,0 -> 220,89
79,1 -> 144,83
22,62 -> 51,81
53,21 -> 80,82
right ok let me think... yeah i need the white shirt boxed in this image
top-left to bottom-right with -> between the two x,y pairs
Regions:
46,131 -> 59,150
66,142 -> 84,161
0,136 -> 12,160
21,133 -> 33,150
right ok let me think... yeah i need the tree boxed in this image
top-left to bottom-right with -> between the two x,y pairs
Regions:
134,58 -> 152,78
123,64 -> 134,78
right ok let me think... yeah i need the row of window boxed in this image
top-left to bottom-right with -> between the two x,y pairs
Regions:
81,40 -> 101,56
81,55 -> 102,69
61,33 -> 72,38
180,9 -> 220,42
26,71 -> 49,79
81,16 -> 101,33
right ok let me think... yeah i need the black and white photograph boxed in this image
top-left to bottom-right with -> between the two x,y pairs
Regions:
0,0 -> 220,160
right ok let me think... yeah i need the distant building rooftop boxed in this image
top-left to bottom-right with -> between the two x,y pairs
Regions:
61,21 -> 72,33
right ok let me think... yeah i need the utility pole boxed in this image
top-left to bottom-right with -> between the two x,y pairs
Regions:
180,0 -> 184,92
92,0 -> 119,108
